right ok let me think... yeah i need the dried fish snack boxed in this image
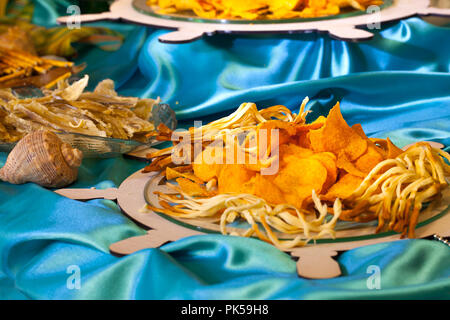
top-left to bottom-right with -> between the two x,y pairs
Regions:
0,75 -> 160,143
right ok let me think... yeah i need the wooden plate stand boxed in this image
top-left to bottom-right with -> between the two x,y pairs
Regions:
55,168 -> 450,279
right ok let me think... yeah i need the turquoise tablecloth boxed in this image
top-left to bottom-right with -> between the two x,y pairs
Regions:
0,0 -> 449,299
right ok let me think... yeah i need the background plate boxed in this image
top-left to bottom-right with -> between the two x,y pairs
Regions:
132,0 -> 394,25
57,0 -> 450,43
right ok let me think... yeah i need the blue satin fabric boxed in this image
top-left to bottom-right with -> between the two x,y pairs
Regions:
78,17 -> 450,149
1,2 -> 450,299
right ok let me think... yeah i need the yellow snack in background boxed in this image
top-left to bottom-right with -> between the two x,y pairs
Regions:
145,99 -> 450,248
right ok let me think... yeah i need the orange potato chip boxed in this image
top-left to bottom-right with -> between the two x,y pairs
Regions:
370,138 -> 387,148
386,137 -> 403,158
336,153 -> 367,178
295,119 -> 326,132
369,137 -> 402,158
244,156 -> 279,173
354,144 -> 385,174
243,174 -> 286,205
369,141 -> 387,159
311,152 -> 337,191
296,131 -> 312,149
218,164 -> 256,194
309,102 -> 368,161
293,117 -> 327,149
309,115 -> 327,126
166,166 -> 204,184
171,0 -> 199,11
279,143 -> 314,159
227,0 -> 267,11
269,0 -> 304,11
193,145 -> 224,182
257,120 -> 297,157
352,123 -> 389,160
283,192 -> 305,209
351,123 -> 368,139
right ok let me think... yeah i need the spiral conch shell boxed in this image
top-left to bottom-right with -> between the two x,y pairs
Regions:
0,130 -> 83,188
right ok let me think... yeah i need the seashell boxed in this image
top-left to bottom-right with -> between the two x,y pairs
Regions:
0,130 -> 83,188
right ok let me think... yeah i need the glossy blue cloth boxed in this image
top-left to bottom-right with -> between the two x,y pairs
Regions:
1,1 -> 450,299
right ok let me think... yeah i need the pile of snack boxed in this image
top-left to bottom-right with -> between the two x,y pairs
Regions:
147,0 -> 384,20
0,27 -> 83,89
144,99 -> 450,250
0,75 -> 159,143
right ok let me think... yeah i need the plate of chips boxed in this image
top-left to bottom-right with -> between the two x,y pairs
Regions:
138,0 -> 388,22
140,99 -> 450,250
57,0 -> 450,43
